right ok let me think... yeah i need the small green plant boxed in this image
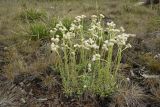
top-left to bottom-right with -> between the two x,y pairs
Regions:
29,23 -> 50,40
50,14 -> 135,96
20,9 -> 46,23
62,18 -> 73,30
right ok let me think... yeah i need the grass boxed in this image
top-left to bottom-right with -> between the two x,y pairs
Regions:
0,82 -> 22,106
20,9 -> 46,23
0,0 -> 160,106
110,82 -> 145,107
139,53 -> 160,73
29,23 -> 50,40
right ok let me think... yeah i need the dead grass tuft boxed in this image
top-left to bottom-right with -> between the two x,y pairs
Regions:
109,82 -> 146,107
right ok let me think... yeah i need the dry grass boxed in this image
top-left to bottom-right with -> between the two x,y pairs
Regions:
109,82 -> 146,107
0,0 -> 160,106
139,53 -> 160,73
0,82 -> 23,107
3,40 -> 55,81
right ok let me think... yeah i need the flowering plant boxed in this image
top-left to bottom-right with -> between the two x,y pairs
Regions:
50,14 -> 135,96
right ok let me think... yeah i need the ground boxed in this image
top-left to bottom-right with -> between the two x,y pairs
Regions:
0,0 -> 160,107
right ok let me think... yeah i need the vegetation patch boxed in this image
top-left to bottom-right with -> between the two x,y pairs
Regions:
50,14 -> 135,96
20,9 -> 46,23
29,23 -> 50,40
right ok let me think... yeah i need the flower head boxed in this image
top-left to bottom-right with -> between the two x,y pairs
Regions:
92,54 -> 101,61
51,37 -> 59,43
100,14 -> 105,18
51,43 -> 59,51
107,21 -> 116,28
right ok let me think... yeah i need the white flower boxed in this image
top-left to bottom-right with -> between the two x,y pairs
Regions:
100,14 -> 105,18
77,25 -> 83,30
83,85 -> 87,88
51,37 -> 59,43
54,28 -> 57,31
64,32 -> 75,39
88,63 -> 91,68
103,40 -> 114,47
56,21 -> 63,28
91,15 -> 97,18
126,78 -> 130,82
81,15 -> 86,18
89,38 -> 94,44
129,34 -> 136,37
108,42 -> 114,46
110,39 -> 116,43
91,43 -> 99,49
75,16 -> 81,22
154,54 -> 160,59
126,43 -> 132,48
71,52 -> 75,55
120,27 -> 125,32
102,44 -> 108,51
93,34 -> 98,38
91,15 -> 97,22
70,23 -> 76,31
83,38 -> 97,49
88,63 -> 92,72
50,30 -> 54,34
56,35 -> 59,38
107,21 -> 116,28
51,43 -> 59,51
104,40 -> 109,44
82,45 -> 90,50
74,44 -> 81,48
106,28 -> 120,33
92,54 -> 101,61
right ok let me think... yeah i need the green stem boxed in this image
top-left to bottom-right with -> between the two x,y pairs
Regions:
105,46 -> 113,88
115,47 -> 122,77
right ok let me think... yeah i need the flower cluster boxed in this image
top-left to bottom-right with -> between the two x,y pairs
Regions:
88,63 -> 92,72
92,54 -> 101,61
83,38 -> 99,50
74,15 -> 86,22
51,34 -> 60,52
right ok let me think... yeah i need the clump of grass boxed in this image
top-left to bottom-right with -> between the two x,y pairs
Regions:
29,23 -> 50,40
62,18 -> 73,30
50,14 -> 135,96
20,9 -> 46,23
109,82 -> 146,107
49,17 -> 59,29
139,53 -> 160,73
41,75 -> 56,90
4,47 -> 27,81
147,16 -> 160,32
